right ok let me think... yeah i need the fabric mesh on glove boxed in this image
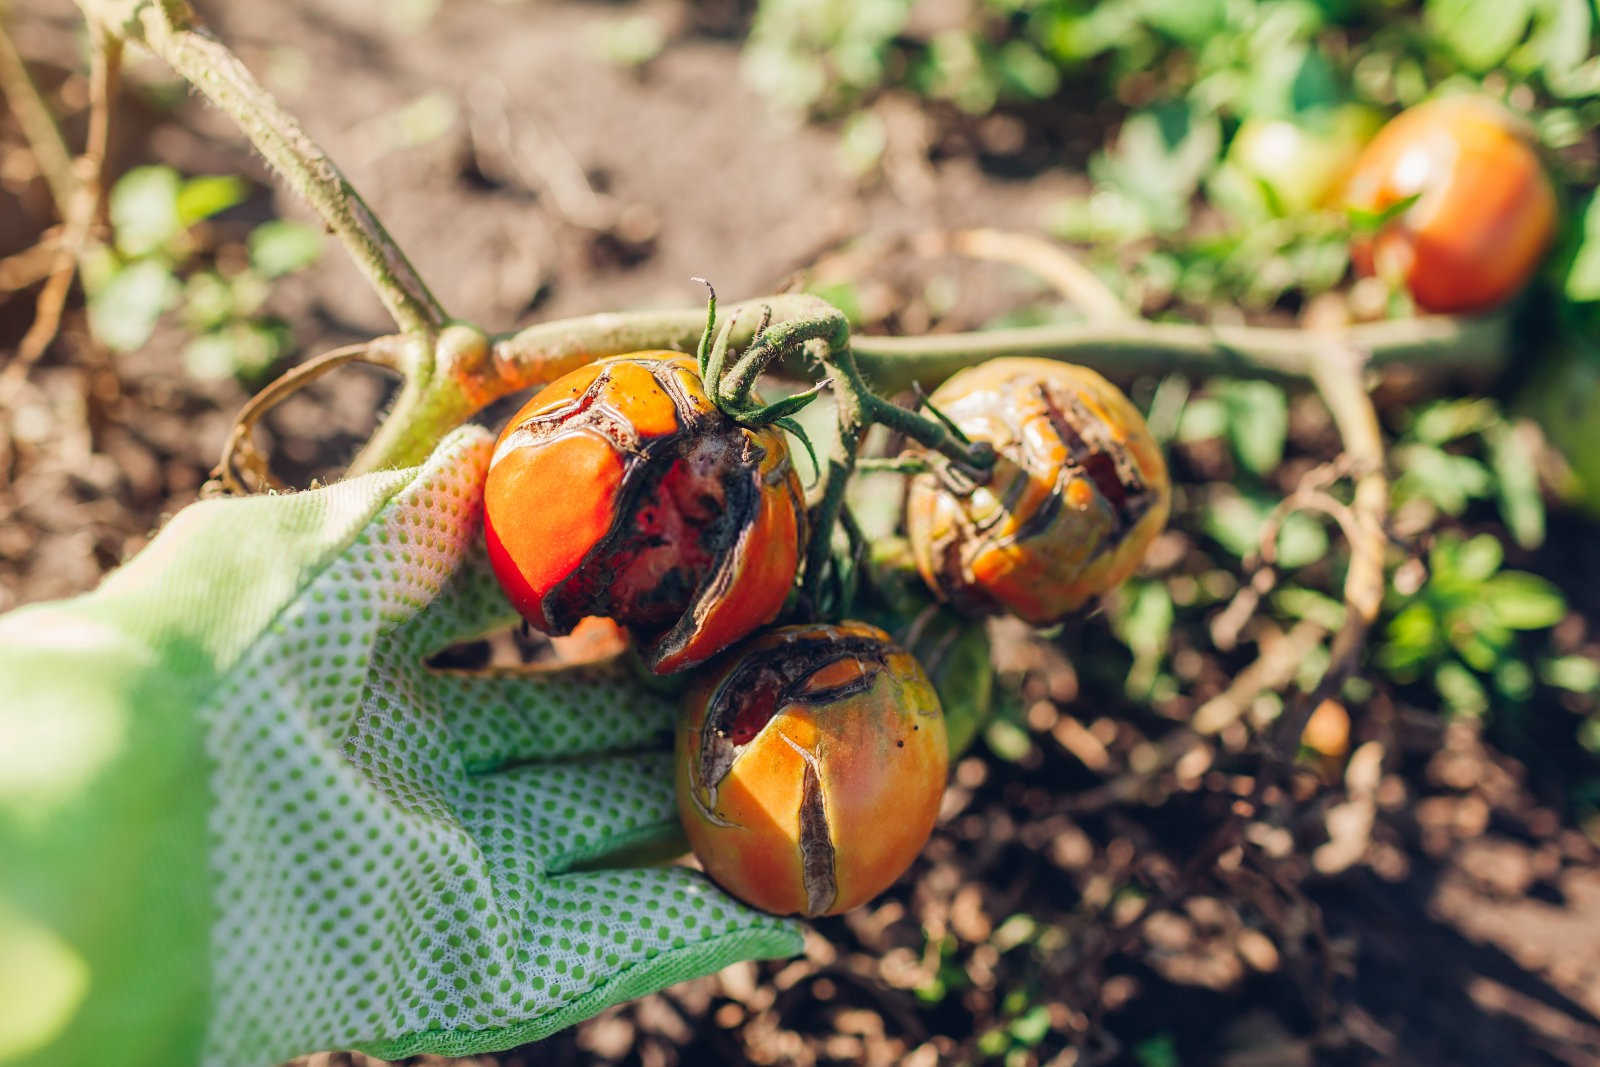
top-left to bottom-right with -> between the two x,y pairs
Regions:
0,425 -> 801,1067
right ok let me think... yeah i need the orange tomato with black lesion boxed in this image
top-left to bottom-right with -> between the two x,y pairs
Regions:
676,622 -> 947,917
1343,95 -> 1557,314
905,357 -> 1170,626
483,351 -> 806,675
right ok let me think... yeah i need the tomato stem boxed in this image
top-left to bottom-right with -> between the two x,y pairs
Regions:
848,313 -> 1508,392
0,22 -> 76,218
95,0 -> 448,338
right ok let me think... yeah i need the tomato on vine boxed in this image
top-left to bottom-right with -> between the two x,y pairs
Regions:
675,621 -> 947,917
905,358 -> 1170,625
1343,95 -> 1557,314
483,351 -> 806,674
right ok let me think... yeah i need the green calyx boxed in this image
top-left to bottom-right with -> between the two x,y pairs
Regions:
692,280 -> 826,474
689,278 -> 997,622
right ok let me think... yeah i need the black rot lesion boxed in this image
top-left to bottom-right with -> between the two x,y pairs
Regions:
694,635 -> 890,792
536,381 -> 763,646
795,752 -> 838,915
1033,382 -> 1156,539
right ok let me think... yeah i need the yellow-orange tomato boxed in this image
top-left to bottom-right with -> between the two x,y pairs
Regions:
484,352 -> 806,674
905,358 -> 1170,625
1343,95 -> 1557,313
676,622 -> 947,917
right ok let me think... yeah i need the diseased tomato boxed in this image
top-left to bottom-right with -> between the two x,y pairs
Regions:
905,358 -> 1170,625
1343,95 -> 1557,313
483,351 -> 806,674
676,622 -> 947,917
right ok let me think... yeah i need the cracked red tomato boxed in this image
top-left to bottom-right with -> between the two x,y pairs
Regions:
483,352 -> 806,674
676,622 -> 947,917
1343,95 -> 1557,313
906,358 -> 1170,625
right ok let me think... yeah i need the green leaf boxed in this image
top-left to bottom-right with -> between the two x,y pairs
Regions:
1243,44 -> 1340,120
597,13 -> 666,69
1435,660 -> 1489,717
1276,513 -> 1330,569
1578,716 -> 1600,755
1409,397 -> 1497,445
983,718 -> 1034,763
1203,490 -> 1268,559
996,40 -> 1060,100
109,165 -> 182,258
1565,193 -> 1600,302
1425,0 -> 1534,72
247,220 -> 323,278
1200,490 -> 1326,567
1272,585 -> 1347,631
991,914 -> 1038,952
1379,601 -> 1442,675
181,271 -> 236,333
1039,1 -> 1147,64
1046,188 -> 1155,244
183,321 -> 290,383
1139,0 -> 1225,44
1176,395 -> 1228,442
1133,1033 -> 1181,1067
1542,655 -> 1600,692
1009,1005 -> 1051,1047
836,111 -> 886,178
806,281 -> 863,326
1092,103 -> 1222,233
1494,658 -> 1534,701
1452,533 -> 1505,584
175,175 -> 248,226
977,1027 -> 1010,1058
1482,572 -> 1566,629
1513,0 -> 1591,88
180,332 -> 240,381
1486,421 -> 1545,549
1449,609 -> 1512,671
1217,379 -> 1287,476
87,260 -> 178,351
76,241 -> 119,296
1113,579 -> 1174,658
1347,192 -> 1421,233
1394,444 -> 1492,515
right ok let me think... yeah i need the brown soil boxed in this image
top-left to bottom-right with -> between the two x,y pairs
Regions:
4,1 -> 1600,1065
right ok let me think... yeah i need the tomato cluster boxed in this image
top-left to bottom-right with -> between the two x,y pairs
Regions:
473,92 -> 1562,919
483,348 -> 1168,917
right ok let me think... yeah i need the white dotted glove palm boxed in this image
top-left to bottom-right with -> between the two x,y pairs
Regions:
0,426 -> 801,1067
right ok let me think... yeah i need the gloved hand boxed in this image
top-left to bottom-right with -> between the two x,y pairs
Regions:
0,425 -> 802,1067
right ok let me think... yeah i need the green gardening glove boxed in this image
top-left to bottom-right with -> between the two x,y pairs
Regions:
0,425 -> 802,1067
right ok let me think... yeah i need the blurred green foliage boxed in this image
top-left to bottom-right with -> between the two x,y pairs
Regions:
83,165 -> 322,383
1377,533 -> 1565,716
743,0 -> 1600,312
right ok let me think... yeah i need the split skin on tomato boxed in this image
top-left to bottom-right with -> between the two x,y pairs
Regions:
1343,95 -> 1557,314
676,622 -> 948,917
906,358 -> 1171,626
483,351 -> 806,674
